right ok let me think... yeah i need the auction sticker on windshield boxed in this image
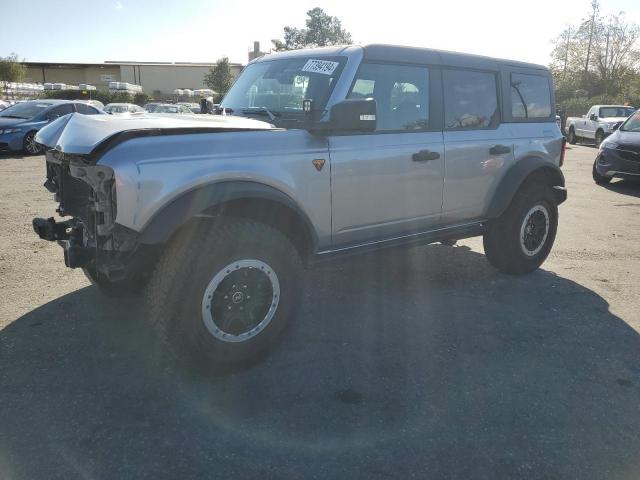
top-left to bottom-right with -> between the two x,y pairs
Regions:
301,59 -> 339,76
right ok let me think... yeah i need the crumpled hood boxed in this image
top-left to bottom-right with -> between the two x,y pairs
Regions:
35,112 -> 275,155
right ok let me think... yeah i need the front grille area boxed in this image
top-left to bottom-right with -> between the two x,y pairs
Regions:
47,162 -> 94,220
616,146 -> 640,163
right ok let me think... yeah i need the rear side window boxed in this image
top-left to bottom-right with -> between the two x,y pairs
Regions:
75,103 -> 99,115
349,63 -> 429,131
443,69 -> 499,130
47,104 -> 74,119
510,73 -> 551,119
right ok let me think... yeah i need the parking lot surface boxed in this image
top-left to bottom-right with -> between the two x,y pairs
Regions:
1,145 -> 640,479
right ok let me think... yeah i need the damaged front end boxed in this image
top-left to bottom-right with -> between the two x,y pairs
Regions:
33,149 -> 140,282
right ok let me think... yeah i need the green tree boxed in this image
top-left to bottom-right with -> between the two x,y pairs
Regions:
550,3 -> 640,101
272,7 -> 352,51
0,53 -> 27,92
204,57 -> 234,99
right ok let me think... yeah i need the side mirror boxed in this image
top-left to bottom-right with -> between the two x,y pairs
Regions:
323,98 -> 377,133
590,114 -> 598,121
612,122 -> 620,131
47,114 -> 60,122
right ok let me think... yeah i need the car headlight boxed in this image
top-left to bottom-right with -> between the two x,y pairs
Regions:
600,140 -> 618,151
0,128 -> 21,135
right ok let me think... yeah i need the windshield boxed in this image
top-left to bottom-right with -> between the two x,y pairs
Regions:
155,105 -> 180,113
104,105 -> 129,114
599,107 -> 635,118
221,56 -> 345,117
0,102 -> 51,119
620,110 -> 640,132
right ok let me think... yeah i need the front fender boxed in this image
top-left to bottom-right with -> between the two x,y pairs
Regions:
137,180 -> 318,247
486,157 -> 566,219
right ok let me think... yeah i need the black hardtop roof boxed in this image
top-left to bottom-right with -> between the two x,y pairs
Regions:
363,44 -> 548,71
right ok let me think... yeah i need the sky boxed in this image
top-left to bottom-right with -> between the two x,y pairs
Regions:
1,0 -> 639,66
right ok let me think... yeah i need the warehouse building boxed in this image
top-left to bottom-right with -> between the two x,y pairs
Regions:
23,60 -> 244,98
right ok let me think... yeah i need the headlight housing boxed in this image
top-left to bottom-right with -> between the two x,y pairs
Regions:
0,128 -> 21,135
600,140 -> 618,151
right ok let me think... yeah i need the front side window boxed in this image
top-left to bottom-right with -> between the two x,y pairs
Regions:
444,69 -> 499,130
221,57 -> 345,118
348,63 -> 429,131
510,73 -> 551,119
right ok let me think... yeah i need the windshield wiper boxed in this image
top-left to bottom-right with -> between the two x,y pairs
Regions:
1,115 -> 27,119
241,107 -> 279,121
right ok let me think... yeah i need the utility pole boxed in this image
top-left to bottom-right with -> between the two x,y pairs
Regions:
584,0 -> 599,73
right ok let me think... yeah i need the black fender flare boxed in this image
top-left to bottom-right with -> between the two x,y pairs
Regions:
137,180 -> 318,247
486,157 -> 566,219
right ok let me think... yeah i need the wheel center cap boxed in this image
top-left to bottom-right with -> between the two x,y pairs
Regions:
231,291 -> 244,304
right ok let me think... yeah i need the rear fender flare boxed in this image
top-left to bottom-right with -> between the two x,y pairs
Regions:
486,157 -> 565,219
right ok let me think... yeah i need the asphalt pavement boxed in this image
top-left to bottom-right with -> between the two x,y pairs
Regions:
1,144 -> 639,479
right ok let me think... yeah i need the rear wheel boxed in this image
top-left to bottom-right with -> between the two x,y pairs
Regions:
567,127 -> 577,145
483,183 -> 558,275
592,159 -> 612,185
144,218 -> 302,369
23,131 -> 43,155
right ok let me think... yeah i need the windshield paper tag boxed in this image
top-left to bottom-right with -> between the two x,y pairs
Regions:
302,59 -> 339,76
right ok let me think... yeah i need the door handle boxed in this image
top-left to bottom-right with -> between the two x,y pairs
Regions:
489,144 -> 511,155
412,150 -> 440,162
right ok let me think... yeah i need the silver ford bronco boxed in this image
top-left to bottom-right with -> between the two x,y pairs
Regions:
33,44 -> 567,367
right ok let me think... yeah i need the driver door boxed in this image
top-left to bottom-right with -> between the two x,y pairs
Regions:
329,63 -> 444,247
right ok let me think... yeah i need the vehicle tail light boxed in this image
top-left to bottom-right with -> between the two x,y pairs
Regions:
559,137 -> 566,167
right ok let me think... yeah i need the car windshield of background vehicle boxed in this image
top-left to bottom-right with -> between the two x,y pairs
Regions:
510,73 -> 551,119
599,107 -> 635,118
105,105 -> 128,113
221,57 -> 345,117
620,111 -> 640,132
0,102 -> 51,119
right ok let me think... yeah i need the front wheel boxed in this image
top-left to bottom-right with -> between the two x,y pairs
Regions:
144,219 -> 302,369
595,130 -> 604,148
592,160 -> 612,185
483,184 -> 558,275
23,131 -> 43,155
567,127 -> 577,145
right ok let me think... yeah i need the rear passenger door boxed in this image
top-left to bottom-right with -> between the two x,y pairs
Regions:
441,68 -> 515,223
329,62 -> 445,247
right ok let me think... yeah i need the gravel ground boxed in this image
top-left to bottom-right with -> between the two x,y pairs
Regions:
1,145 -> 639,479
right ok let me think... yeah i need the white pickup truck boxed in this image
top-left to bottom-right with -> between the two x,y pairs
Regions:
565,105 -> 635,146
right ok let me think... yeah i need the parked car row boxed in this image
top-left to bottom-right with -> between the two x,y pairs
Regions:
0,99 -> 103,154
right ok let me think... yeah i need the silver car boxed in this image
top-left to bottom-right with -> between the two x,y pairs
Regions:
34,44 -> 566,369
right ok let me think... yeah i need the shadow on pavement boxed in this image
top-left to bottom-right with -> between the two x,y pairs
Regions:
2,245 -> 640,479
603,179 -> 640,198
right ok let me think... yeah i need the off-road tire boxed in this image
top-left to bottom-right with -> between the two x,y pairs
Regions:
83,262 -> 142,295
592,159 -> 612,185
567,127 -> 577,145
483,183 -> 558,275
144,218 -> 303,370
23,131 -> 43,155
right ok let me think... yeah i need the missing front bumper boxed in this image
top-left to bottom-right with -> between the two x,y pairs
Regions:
32,217 -> 93,268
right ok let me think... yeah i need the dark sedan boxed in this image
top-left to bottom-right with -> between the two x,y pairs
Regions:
0,100 -> 102,154
593,110 -> 640,184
